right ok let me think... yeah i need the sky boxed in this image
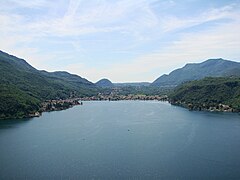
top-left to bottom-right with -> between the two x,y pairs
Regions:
0,0 -> 240,83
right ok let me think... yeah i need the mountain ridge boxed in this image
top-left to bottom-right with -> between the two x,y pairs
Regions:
152,58 -> 240,87
0,50 -> 98,119
95,78 -> 114,87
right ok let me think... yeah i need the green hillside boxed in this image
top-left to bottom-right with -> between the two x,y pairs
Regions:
0,50 -> 98,119
0,84 -> 41,119
169,77 -> 240,112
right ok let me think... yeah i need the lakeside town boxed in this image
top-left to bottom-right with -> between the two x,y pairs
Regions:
79,94 -> 169,101
28,94 -> 168,118
29,92 -> 239,119
170,101 -> 237,113
28,98 -> 82,118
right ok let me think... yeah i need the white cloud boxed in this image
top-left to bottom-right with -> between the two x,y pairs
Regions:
0,1 -> 240,82
23,0 -> 159,37
65,20 -> 240,82
161,4 -> 239,32
14,0 -> 49,7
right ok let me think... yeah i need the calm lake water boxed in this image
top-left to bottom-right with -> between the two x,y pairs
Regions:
0,101 -> 240,179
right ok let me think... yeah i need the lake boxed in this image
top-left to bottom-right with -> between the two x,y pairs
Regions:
0,101 -> 240,179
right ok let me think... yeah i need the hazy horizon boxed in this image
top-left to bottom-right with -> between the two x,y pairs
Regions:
1,0 -> 240,82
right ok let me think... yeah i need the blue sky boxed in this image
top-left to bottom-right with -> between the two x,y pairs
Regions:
1,0 -> 240,82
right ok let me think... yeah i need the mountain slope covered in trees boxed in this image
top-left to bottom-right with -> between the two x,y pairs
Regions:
169,77 -> 240,112
0,50 -> 98,119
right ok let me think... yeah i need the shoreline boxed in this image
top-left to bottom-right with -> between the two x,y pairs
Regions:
170,101 -> 240,113
0,98 -> 83,120
32,98 -> 83,118
2,96 -> 238,120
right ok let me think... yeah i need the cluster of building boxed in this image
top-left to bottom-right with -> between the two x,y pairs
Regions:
40,98 -> 82,112
171,101 -> 237,112
80,94 -> 168,101
28,98 -> 83,118
208,104 -> 235,112
29,95 -> 169,118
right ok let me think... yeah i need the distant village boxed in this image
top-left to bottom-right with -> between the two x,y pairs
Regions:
40,98 -> 82,112
170,101 -> 237,112
29,94 -> 168,118
29,98 -> 82,118
79,94 -> 168,101
29,92 -> 237,119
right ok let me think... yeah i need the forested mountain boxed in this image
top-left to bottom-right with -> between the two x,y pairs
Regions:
169,77 -> 240,112
152,59 -> 240,87
0,50 -> 98,119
